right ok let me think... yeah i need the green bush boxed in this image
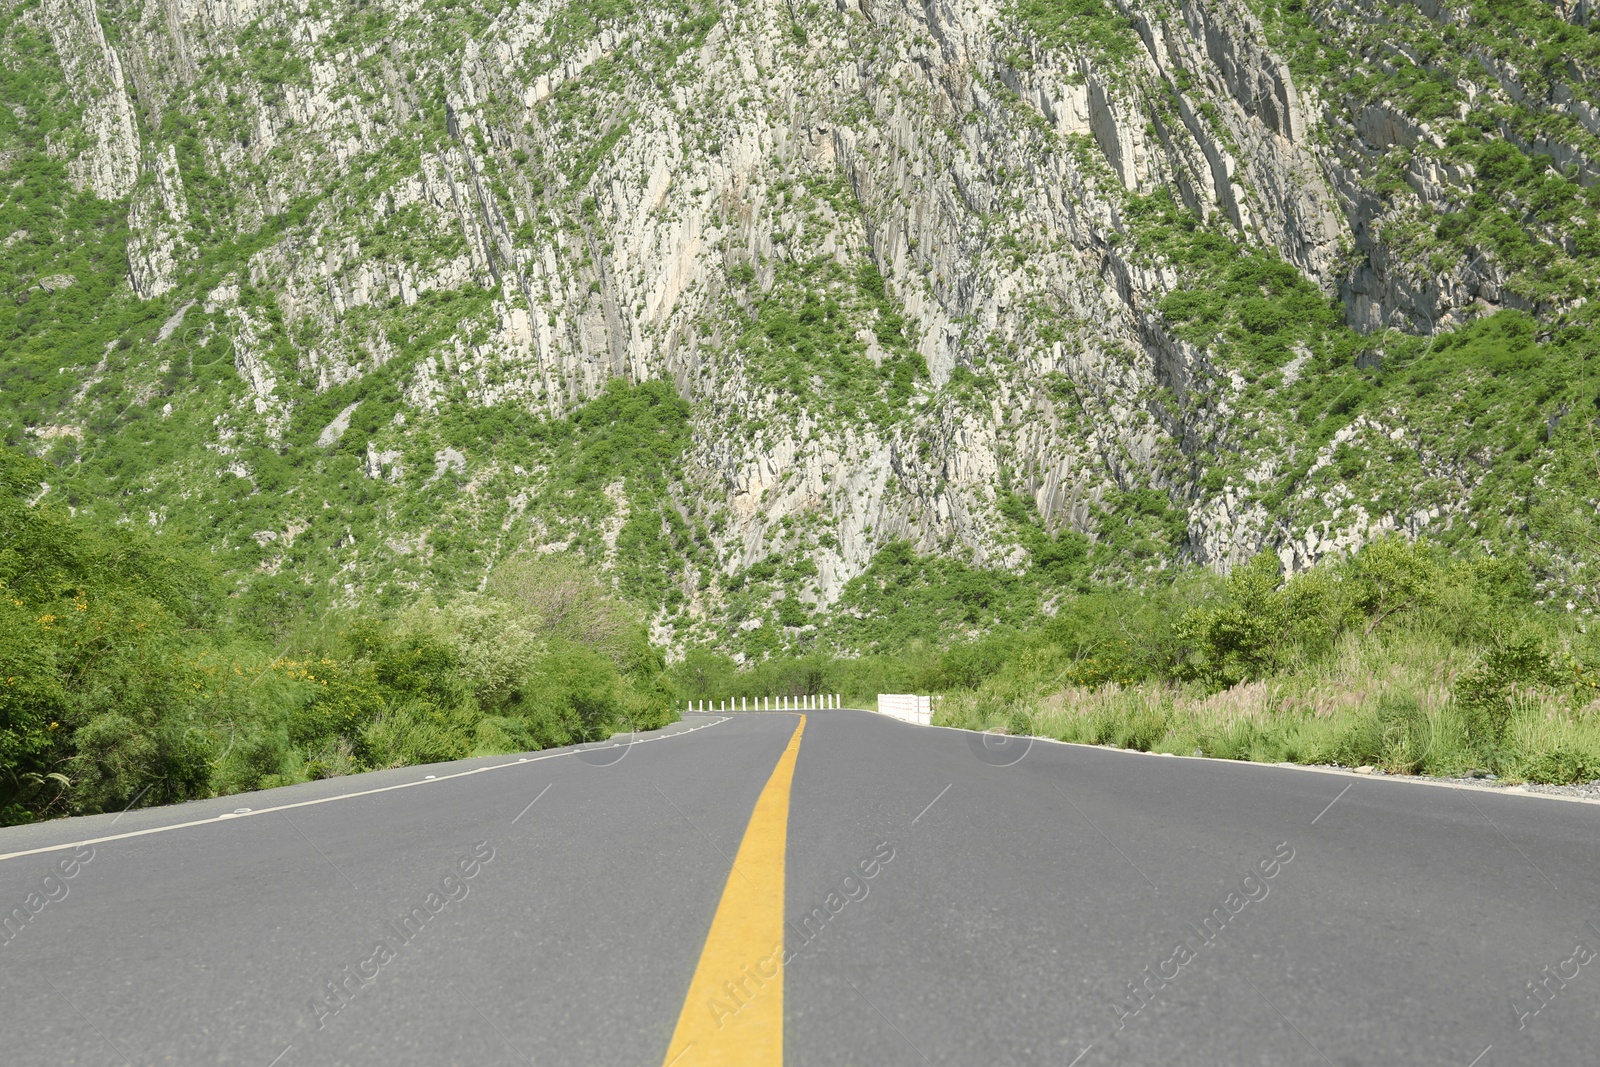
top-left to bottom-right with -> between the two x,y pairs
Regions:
1373,693 -> 1433,775
1454,634 -> 1562,751
1516,747 -> 1600,786
0,446 -> 681,825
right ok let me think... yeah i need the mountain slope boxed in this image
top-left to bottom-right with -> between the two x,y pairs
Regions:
3,0 -> 1597,651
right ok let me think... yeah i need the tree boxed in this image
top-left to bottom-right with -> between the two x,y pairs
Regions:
487,553 -> 653,674
1348,537 -> 1439,636
1178,553 -> 1287,690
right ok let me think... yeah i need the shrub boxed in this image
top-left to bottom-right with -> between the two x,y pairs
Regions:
0,446 -> 682,825
362,698 -> 478,767
518,643 -> 630,745
1374,692 -> 1433,774
1178,554 -> 1288,690
1516,746 -> 1600,785
1454,634 -> 1562,750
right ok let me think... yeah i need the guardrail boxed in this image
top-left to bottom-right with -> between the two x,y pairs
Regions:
678,695 -> 936,724
876,694 -> 932,726
685,695 -> 841,712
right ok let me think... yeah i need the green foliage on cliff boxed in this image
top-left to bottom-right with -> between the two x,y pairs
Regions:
1119,178 -> 1600,596
728,258 -> 928,427
1250,0 -> 1600,307
0,8 -> 139,424
1012,0 -> 1142,66
827,540 -> 1041,652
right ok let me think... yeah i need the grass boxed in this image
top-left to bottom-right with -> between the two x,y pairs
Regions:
935,631 -> 1600,783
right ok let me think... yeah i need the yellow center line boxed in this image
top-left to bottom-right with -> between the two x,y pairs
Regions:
661,714 -> 806,1067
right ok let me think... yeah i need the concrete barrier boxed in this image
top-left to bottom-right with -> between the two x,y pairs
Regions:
877,694 -> 932,726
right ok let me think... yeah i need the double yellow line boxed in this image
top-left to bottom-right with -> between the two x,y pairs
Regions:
662,715 -> 805,1067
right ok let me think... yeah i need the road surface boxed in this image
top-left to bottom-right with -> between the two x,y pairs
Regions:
1,708 -> 1596,1065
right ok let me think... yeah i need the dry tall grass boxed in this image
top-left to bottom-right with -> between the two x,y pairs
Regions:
934,632 -> 1600,782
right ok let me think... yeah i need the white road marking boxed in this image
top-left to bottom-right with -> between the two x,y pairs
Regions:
0,716 -> 732,864
908,720 -> 1600,807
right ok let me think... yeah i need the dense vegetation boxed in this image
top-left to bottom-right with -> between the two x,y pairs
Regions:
675,537 -> 1600,784
8,418 -> 1596,828
0,447 -> 676,826
4,0 -> 1600,818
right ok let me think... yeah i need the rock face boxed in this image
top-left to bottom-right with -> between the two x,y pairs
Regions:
41,0 -> 140,201
5,0 -> 1596,641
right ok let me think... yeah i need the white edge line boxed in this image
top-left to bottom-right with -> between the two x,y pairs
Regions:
925,723 -> 1600,807
844,710 -> 1600,809
0,715 -> 733,864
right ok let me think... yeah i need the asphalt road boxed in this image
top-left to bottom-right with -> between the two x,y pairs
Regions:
1,708 -> 1596,1066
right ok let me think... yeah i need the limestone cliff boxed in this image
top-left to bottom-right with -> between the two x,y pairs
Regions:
3,0 -> 1596,649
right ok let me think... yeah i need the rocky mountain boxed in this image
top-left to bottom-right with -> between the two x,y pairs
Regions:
3,0 -> 1597,652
